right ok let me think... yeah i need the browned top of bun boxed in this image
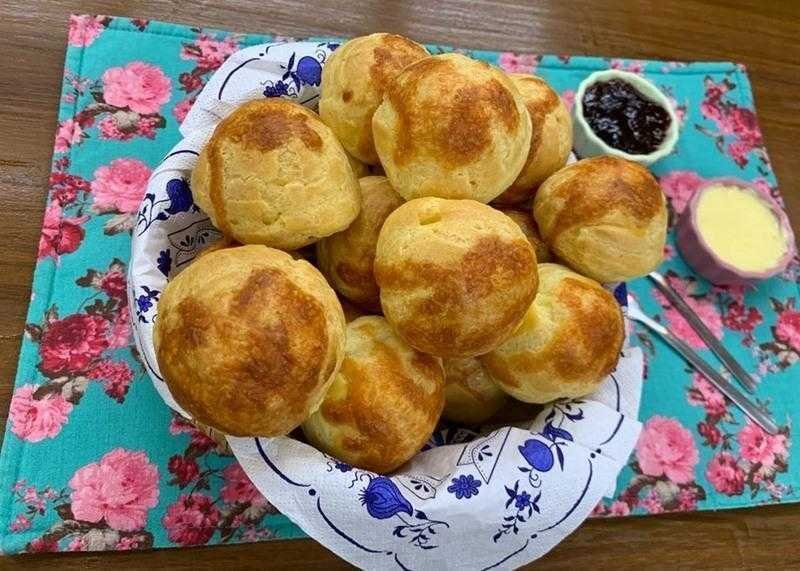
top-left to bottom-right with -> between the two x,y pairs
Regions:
538,156 -> 663,243
367,34 -> 431,91
481,263 -> 623,403
501,276 -> 621,386
154,245 -> 345,436
304,316 -> 444,473
215,99 -> 322,154
375,198 -> 538,357
386,55 -> 522,168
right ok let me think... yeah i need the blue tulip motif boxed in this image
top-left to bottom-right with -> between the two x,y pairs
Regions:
281,52 -> 323,90
497,406 -> 583,542
294,56 -> 322,86
165,178 -> 194,215
519,439 -> 554,472
358,476 -> 449,549
359,476 -> 413,520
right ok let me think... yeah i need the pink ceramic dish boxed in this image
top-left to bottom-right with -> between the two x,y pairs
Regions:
676,177 -> 797,286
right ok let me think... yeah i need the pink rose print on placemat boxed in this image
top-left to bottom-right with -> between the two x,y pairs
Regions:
116,535 -> 144,550
596,416 -> 706,517
687,359 -> 791,500
16,452 -> 157,552
39,157 -> 92,261
69,449 -> 159,531
774,302 -> 800,352
636,416 -> 699,484
760,298 -> 800,370
92,158 -> 151,213
88,360 -> 133,403
97,267 -> 127,299
9,384 -> 73,442
62,69 -> 93,105
102,62 -> 171,114
54,119 -> 85,153
652,271 -> 723,349
174,32 -> 241,124
220,463 -> 269,507
610,59 -> 645,74
658,170 -> 705,218
19,259 -> 139,427
167,455 -> 201,488
168,414 -> 219,454
172,98 -> 193,124
739,420 -> 788,471
27,537 -> 59,552
38,312 -> 109,377
67,536 -> 87,551
182,34 -> 241,72
163,413 -> 279,544
696,75 -> 770,172
107,306 -> 131,349
163,494 -> 221,546
63,61 -> 170,146
593,499 -> 632,517
68,14 -> 111,47
90,158 -> 151,234
10,513 -> 32,532
8,481 -> 64,537
722,300 -> 764,347
498,52 -> 540,74
49,156 -> 91,206
706,452 -> 745,496
666,95 -> 688,125
38,202 -> 88,261
687,373 -> 727,417
661,61 -> 688,74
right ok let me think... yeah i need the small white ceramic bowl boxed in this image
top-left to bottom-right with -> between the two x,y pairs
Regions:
572,69 -> 679,166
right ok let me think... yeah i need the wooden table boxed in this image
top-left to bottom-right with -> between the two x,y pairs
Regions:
2,1 -> 799,568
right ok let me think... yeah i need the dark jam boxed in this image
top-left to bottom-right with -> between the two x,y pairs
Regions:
581,79 -> 671,155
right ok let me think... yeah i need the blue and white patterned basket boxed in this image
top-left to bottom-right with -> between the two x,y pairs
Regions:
128,41 -> 644,569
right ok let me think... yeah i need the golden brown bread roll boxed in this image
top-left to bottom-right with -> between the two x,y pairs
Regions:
154,245 -> 346,436
375,197 -> 539,358
533,156 -> 667,283
316,176 -> 404,311
496,207 -> 552,263
481,263 -> 624,403
319,33 -> 429,164
345,151 -> 370,178
493,74 -> 572,205
442,357 -> 508,425
192,99 -> 360,250
302,316 -> 445,473
372,53 -> 532,203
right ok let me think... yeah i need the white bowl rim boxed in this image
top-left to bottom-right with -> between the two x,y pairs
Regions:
573,69 -> 679,163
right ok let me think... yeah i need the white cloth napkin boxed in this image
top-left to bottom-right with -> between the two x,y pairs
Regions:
129,41 -> 643,569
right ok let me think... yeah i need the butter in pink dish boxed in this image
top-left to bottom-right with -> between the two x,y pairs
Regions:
676,178 -> 796,286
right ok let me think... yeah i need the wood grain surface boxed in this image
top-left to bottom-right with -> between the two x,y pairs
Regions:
1,1 -> 799,568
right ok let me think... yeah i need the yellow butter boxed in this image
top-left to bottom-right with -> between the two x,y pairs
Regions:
695,184 -> 786,272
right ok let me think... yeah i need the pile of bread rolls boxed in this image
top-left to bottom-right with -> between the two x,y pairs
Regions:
154,33 -> 668,474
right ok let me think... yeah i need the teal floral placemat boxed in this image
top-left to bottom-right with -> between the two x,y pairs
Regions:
0,13 -> 798,554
